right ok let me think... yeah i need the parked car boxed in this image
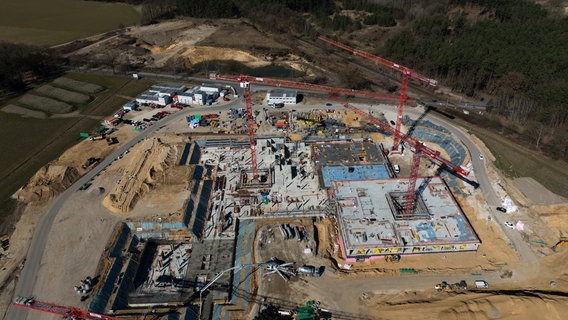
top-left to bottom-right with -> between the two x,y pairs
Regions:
479,154 -> 484,160
504,221 -> 515,229
496,207 -> 507,213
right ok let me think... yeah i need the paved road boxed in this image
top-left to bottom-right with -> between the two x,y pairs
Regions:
403,107 -> 539,279
5,103 -> 229,320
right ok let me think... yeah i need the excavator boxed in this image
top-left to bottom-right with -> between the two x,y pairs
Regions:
552,237 -> 568,251
435,280 -> 468,292
384,254 -> 401,263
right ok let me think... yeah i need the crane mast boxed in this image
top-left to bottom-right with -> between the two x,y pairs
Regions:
211,72 -> 465,215
318,36 -> 437,151
330,96 -> 468,215
329,96 -> 468,176
242,82 -> 258,179
211,73 -> 405,183
405,143 -> 422,215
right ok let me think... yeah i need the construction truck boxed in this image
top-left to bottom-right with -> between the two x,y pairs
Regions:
82,157 -> 101,169
297,265 -> 323,277
435,280 -> 467,292
89,133 -> 105,141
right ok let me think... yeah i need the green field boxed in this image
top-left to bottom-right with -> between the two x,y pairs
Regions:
469,128 -> 568,199
0,72 -> 154,231
0,0 -> 140,46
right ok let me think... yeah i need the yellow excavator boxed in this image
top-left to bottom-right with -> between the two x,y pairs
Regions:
552,237 -> 568,251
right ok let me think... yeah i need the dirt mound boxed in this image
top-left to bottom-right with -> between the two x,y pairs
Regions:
16,165 -> 79,202
102,138 -> 176,213
533,204 -> 568,235
366,291 -> 568,320
439,293 -> 568,320
179,46 -> 269,67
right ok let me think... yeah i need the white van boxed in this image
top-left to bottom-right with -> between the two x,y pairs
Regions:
474,280 -> 488,288
393,164 -> 400,174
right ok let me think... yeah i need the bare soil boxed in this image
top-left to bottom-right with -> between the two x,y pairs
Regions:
1,104 -> 47,119
67,18 -> 316,78
1,18 -> 568,320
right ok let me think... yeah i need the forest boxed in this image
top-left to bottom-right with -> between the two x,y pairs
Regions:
381,0 -> 568,159
0,42 -> 60,94
134,0 -> 563,160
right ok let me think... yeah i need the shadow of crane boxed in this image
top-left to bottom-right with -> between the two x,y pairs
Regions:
406,105 -> 432,138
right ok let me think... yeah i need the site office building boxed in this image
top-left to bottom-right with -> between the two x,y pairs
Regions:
266,89 -> 298,105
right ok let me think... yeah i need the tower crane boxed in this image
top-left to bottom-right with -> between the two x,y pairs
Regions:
210,73 -> 405,181
13,296 -> 120,320
240,80 -> 259,179
329,95 -> 468,215
210,73 -> 466,214
210,74 -> 408,102
319,36 -> 438,152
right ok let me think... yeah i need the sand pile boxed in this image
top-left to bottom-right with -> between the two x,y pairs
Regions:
179,46 -> 269,67
103,138 -> 176,214
15,165 -> 79,202
365,291 -> 568,320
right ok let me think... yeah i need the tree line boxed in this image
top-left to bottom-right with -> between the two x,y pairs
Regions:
0,42 -> 60,95
94,0 -> 400,31
33,0 -> 568,160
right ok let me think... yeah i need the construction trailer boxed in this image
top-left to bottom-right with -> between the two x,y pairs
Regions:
136,91 -> 172,106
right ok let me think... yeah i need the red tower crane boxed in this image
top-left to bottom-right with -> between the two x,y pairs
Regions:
210,73 -> 405,181
329,95 -> 468,214
319,36 -> 438,151
210,74 -> 408,103
13,296 -> 120,320
241,81 -> 258,179
210,73 -> 465,214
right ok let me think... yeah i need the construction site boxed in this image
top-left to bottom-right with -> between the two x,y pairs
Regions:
48,65 -> 483,318
4,22 -> 568,320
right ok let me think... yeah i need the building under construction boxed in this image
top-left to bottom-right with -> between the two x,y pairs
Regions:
308,140 -> 479,261
331,176 -> 480,261
89,135 -> 479,316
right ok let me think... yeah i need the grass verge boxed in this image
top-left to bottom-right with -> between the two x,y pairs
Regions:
468,127 -> 568,198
